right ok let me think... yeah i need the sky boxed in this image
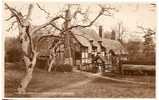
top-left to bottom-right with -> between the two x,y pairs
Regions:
4,0 -> 156,42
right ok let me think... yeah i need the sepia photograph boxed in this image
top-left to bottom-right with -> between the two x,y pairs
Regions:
4,0 -> 156,98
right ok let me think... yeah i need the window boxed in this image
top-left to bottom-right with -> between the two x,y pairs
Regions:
82,48 -> 88,64
92,46 -> 97,56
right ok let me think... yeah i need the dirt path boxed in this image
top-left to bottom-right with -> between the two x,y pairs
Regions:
78,70 -> 152,85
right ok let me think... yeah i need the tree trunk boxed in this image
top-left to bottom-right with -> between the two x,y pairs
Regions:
64,34 -> 73,65
17,51 -> 38,94
64,8 -> 73,65
48,57 -> 55,72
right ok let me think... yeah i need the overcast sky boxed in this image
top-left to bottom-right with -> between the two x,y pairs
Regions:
4,1 -> 156,42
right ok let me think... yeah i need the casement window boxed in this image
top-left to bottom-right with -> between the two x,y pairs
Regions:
101,51 -> 105,56
92,46 -> 97,56
82,48 -> 88,64
100,46 -> 106,56
101,48 -> 105,56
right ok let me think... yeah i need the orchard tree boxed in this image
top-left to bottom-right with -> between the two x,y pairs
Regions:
5,3 -> 64,94
5,3 -> 116,94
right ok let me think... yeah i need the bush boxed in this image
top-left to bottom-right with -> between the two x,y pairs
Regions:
36,58 -> 48,69
51,64 -> 73,72
5,37 -> 23,62
123,60 -> 155,65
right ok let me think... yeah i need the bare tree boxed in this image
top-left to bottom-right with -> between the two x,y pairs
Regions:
5,3 -> 116,94
112,21 -> 126,43
5,3 -> 63,94
40,4 -> 117,72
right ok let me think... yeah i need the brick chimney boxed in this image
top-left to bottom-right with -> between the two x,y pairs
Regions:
97,40 -> 102,52
99,25 -> 103,38
111,30 -> 116,40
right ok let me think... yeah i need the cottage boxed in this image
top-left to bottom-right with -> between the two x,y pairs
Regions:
36,26 -> 128,73
71,27 -> 128,73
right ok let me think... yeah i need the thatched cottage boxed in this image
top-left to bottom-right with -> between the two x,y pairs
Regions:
36,26 -> 128,72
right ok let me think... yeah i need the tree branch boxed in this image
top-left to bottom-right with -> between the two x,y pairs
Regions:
6,21 -> 17,32
58,5 -> 115,34
50,22 -> 62,31
25,4 -> 33,20
5,3 -> 23,26
56,11 -> 102,35
5,14 -> 14,21
38,34 -> 61,42
30,16 -> 62,34
36,3 -> 50,17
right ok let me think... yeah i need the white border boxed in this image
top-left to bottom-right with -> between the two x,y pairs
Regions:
1,0 -> 158,100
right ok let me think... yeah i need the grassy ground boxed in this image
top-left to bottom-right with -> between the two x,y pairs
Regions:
5,62 -> 155,98
5,63 -> 89,97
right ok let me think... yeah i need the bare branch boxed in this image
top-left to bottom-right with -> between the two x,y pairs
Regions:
36,3 -> 50,17
48,39 -> 59,49
6,21 -> 17,32
5,14 -> 14,21
53,40 -> 64,51
25,4 -> 33,20
73,6 -> 84,19
5,3 -> 23,26
58,10 -> 102,34
50,22 -> 62,31
61,5 -> 115,33
30,16 -> 62,34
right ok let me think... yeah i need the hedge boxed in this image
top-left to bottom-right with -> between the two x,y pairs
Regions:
51,64 -> 73,72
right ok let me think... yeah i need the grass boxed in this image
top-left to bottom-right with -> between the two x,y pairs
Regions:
5,62 -> 155,98
66,80 -> 155,98
5,62 -> 89,97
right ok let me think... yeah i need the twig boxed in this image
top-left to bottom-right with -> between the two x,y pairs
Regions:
36,3 -> 50,17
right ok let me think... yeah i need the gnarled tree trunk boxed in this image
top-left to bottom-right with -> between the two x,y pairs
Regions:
18,51 -> 38,94
48,40 -> 63,72
48,55 -> 55,72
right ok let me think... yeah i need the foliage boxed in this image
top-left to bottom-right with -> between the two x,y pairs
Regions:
5,37 -> 23,62
125,40 -> 155,65
143,29 -> 155,57
51,64 -> 73,72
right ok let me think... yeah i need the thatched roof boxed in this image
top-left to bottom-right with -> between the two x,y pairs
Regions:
72,28 -> 127,55
101,38 -> 127,55
34,26 -> 127,57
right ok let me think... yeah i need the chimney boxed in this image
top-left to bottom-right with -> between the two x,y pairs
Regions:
97,40 -> 102,53
89,40 -> 93,46
99,25 -> 103,38
111,30 -> 116,40
98,40 -> 102,45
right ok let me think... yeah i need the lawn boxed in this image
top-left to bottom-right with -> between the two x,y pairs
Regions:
5,62 -> 155,98
5,62 -> 89,97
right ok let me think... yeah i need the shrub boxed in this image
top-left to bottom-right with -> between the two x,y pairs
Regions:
5,37 -> 23,62
51,64 -> 72,72
36,58 -> 48,69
